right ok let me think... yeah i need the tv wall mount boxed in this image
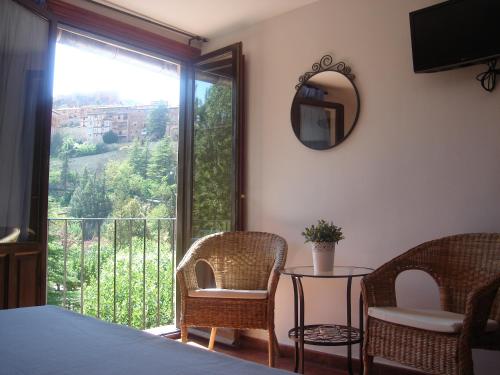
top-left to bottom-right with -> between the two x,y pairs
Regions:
476,58 -> 500,92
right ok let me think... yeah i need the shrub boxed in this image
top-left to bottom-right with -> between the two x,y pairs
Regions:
102,130 -> 119,144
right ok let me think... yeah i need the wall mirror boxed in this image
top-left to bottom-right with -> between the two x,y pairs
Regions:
291,55 -> 360,150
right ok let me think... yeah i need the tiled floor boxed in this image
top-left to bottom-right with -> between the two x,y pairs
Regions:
174,336 -> 348,375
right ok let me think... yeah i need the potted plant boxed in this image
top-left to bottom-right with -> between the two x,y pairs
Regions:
302,219 -> 344,272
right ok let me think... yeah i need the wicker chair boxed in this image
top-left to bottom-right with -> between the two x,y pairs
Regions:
361,233 -> 500,375
176,231 -> 288,367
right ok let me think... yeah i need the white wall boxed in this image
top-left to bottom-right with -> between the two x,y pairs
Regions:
203,0 -> 500,372
60,0 -> 191,44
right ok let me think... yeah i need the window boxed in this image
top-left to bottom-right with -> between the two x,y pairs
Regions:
0,1 -> 245,326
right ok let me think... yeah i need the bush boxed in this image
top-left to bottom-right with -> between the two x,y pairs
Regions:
102,130 -> 119,144
96,142 -> 107,153
73,142 -> 97,157
72,142 -> 108,157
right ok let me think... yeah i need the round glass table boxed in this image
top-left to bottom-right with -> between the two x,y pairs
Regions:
281,266 -> 373,375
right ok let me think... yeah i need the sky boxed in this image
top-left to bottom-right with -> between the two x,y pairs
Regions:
53,43 -> 180,106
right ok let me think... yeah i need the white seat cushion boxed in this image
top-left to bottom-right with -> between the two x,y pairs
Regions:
368,307 -> 499,333
188,288 -> 268,300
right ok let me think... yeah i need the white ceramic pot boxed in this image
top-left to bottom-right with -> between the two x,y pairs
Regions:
311,242 -> 335,273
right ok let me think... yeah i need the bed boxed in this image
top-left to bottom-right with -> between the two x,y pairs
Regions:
0,306 -> 290,375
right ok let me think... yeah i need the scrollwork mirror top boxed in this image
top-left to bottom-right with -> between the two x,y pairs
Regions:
292,55 -> 360,150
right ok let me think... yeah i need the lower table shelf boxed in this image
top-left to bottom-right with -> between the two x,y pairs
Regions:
288,324 -> 362,346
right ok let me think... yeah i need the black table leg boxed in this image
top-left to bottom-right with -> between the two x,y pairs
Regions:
347,276 -> 353,375
297,277 -> 305,374
359,293 -> 364,375
285,270 -> 372,375
292,276 -> 299,373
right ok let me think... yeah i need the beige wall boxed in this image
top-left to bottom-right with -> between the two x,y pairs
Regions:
58,0 -> 192,45
203,0 -> 500,371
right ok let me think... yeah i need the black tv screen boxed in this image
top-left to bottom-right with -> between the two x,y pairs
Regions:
410,0 -> 500,73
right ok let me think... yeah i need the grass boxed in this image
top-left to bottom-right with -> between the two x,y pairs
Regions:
50,141 -> 159,174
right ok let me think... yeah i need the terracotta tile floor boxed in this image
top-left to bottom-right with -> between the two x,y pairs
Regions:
173,336 -> 347,375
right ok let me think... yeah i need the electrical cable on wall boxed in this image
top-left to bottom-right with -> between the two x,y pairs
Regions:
476,59 -> 500,92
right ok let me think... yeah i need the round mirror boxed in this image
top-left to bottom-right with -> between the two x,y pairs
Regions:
291,70 -> 360,150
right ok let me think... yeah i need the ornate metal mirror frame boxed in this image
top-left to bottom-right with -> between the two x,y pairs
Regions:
291,55 -> 360,150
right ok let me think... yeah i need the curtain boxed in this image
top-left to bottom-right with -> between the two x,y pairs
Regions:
0,0 -> 49,241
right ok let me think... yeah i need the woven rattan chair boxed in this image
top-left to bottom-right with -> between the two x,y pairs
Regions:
176,231 -> 288,367
361,233 -> 500,375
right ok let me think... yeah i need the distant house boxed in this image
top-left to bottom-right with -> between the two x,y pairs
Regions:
53,104 -> 179,143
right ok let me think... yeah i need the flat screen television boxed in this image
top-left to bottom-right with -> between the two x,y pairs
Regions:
410,0 -> 500,73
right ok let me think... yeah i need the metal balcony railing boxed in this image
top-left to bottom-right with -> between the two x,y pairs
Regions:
47,218 -> 176,330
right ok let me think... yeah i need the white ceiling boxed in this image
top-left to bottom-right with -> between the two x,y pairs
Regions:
93,0 -> 319,39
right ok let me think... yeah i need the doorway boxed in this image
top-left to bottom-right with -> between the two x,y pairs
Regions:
47,27 -> 179,329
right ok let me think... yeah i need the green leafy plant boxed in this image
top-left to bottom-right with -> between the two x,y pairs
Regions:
302,219 -> 344,243
102,130 -> 119,144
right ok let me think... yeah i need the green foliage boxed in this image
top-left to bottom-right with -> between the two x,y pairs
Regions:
60,152 -> 70,189
146,102 -> 169,140
73,142 -> 107,157
191,83 -> 233,237
69,169 -> 112,220
48,152 -> 78,206
48,132 -> 179,325
102,130 -> 119,144
302,219 -> 344,244
129,140 -> 149,178
60,136 -> 76,155
47,90 -> 235,329
47,221 -> 175,328
47,226 -> 82,309
59,153 -> 75,205
51,132 -> 63,156
105,161 -> 136,204
57,136 -> 108,158
148,136 -> 176,183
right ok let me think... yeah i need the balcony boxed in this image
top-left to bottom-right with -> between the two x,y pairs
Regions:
47,217 -> 176,330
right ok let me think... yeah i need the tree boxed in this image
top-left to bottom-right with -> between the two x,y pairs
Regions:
191,83 -> 233,237
147,136 -> 176,183
47,231 -> 81,308
129,140 -> 149,178
60,136 -> 76,156
146,136 -> 177,217
51,132 -> 63,156
102,130 -> 119,144
69,169 -> 112,237
146,102 -> 169,140
59,152 -> 75,205
60,152 -> 70,191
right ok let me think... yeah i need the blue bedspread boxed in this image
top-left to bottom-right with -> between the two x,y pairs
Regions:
0,306 -> 290,375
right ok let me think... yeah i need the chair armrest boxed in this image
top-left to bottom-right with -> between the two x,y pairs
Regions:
361,250 -> 422,308
267,269 -> 281,297
461,273 -> 500,339
266,241 -> 288,297
361,265 -> 398,309
362,239 -> 447,308
176,238 -> 205,297
175,262 -> 191,299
